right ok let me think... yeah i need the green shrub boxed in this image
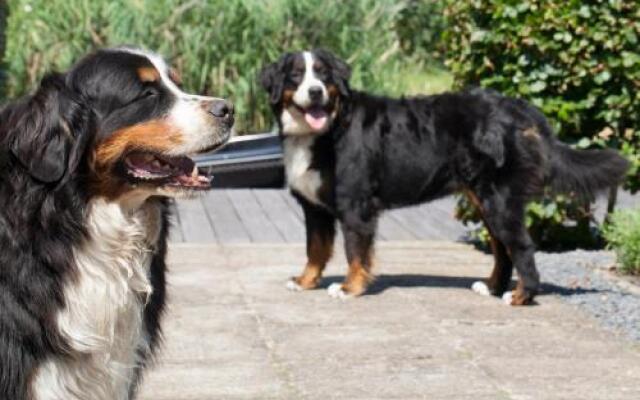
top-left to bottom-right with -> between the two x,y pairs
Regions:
395,0 -> 445,61
4,0 -> 446,133
442,0 -> 639,248
603,209 -> 640,274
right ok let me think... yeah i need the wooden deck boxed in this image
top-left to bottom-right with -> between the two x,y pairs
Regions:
170,189 -> 639,244
170,189 -> 468,243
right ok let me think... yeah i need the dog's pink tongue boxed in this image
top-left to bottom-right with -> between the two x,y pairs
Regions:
304,109 -> 328,131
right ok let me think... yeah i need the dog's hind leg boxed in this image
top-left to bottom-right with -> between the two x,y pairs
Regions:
466,191 -> 514,297
287,199 -> 336,291
486,236 -> 513,295
471,233 -> 514,297
469,189 -> 539,305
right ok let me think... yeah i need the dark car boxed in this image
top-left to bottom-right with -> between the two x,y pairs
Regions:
194,132 -> 284,188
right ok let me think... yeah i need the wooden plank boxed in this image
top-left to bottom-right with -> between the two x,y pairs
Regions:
278,189 -> 433,241
280,189 -> 304,221
416,197 -> 467,240
253,189 -> 305,243
201,190 -> 251,244
276,189 -> 348,244
388,206 -> 445,240
377,212 -> 417,241
167,201 -> 184,243
226,190 -> 285,243
174,199 -> 216,243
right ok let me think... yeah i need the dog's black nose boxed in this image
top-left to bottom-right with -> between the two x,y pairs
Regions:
209,100 -> 234,119
308,86 -> 323,101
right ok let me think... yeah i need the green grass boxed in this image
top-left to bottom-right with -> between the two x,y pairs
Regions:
603,209 -> 640,275
3,0 -> 448,133
391,64 -> 452,96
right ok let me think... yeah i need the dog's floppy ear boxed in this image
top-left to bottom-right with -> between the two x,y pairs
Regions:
9,73 -> 94,184
472,123 -> 505,168
314,49 -> 351,97
259,53 -> 293,105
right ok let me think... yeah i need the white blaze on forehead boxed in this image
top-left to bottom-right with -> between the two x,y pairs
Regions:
118,47 -> 231,154
292,51 -> 328,108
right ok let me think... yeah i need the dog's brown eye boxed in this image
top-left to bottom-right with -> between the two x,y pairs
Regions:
140,87 -> 159,99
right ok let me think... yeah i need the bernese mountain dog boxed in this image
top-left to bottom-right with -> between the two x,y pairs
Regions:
259,49 -> 629,306
0,47 -> 233,399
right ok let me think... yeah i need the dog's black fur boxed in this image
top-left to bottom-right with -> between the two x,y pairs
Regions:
0,75 -> 95,399
260,50 -> 629,304
0,48 -> 231,399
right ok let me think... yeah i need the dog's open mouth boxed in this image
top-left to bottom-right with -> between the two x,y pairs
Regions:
124,152 -> 211,190
294,104 -> 330,132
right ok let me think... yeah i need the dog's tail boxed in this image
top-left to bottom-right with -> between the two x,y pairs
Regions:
548,141 -> 630,200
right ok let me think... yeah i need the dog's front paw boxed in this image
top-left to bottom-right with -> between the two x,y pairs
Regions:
501,291 -> 513,305
504,288 -> 535,306
286,273 -> 321,291
286,279 -> 304,292
471,281 -> 491,297
327,283 -> 354,300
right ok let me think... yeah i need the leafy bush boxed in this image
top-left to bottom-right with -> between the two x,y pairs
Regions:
3,0 -> 446,133
442,0 -> 639,248
395,0 -> 445,61
603,209 -> 640,274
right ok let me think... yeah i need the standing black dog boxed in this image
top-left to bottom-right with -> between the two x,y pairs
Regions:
259,49 -> 629,305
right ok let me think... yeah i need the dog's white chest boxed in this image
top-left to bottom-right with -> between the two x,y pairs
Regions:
33,199 -> 160,400
283,136 -> 324,206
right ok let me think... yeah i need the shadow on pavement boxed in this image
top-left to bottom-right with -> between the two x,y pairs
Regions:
320,274 -> 607,298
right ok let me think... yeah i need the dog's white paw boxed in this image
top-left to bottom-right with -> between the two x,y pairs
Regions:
471,281 -> 491,297
502,291 -> 513,305
286,279 -> 303,292
327,283 -> 353,300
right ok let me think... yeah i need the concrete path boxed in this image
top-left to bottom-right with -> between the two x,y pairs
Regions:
139,242 -> 640,400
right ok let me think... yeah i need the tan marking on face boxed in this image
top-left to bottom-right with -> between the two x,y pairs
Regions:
137,66 -> 160,83
326,84 -> 339,99
90,120 -> 184,198
282,89 -> 295,107
94,120 -> 183,166
523,126 -> 540,140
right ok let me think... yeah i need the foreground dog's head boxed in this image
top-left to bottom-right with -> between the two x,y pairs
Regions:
2,47 -> 233,204
260,49 -> 350,136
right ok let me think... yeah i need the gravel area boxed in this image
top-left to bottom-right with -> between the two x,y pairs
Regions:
536,250 -> 640,341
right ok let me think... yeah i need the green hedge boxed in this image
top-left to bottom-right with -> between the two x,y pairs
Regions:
443,0 -> 640,248
604,208 -> 640,274
3,0 -> 445,133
